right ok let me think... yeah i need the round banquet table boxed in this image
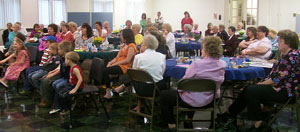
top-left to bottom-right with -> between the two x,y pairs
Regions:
164,59 -> 266,81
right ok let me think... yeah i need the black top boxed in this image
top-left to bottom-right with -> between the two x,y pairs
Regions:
59,57 -> 70,79
42,28 -> 48,33
156,44 -> 171,59
2,29 -> 12,44
41,55 -> 61,72
217,30 -> 229,43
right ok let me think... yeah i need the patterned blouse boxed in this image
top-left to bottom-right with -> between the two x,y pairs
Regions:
268,49 -> 300,97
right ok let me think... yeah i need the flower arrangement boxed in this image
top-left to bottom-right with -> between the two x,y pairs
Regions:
113,30 -> 119,34
194,34 -> 201,42
93,37 -> 103,47
239,31 -> 245,36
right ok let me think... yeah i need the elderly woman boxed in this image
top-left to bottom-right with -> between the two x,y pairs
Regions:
132,24 -> 143,46
160,36 -> 226,130
68,22 -> 81,39
131,34 -> 166,112
205,23 -> 214,36
191,24 -> 200,34
268,29 -> 278,50
239,27 -> 257,49
218,24 -> 228,43
212,26 -> 219,36
5,24 -> 20,48
93,21 -> 108,44
103,21 -> 112,34
241,26 -> 272,60
125,20 -> 132,29
103,29 -> 137,99
181,11 -> 193,31
224,26 -> 239,56
220,30 -> 300,131
75,23 -> 94,49
183,24 -> 193,38
235,22 -> 247,39
60,23 -> 74,42
162,23 -> 176,58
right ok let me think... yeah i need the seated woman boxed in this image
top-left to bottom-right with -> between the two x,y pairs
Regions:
224,26 -> 239,57
102,29 -> 137,99
38,24 -> 63,52
241,26 -> 272,60
68,22 -> 81,40
60,23 -> 74,42
27,24 -> 40,40
239,27 -> 257,49
160,36 -> 226,130
74,23 -> 94,50
132,24 -> 143,46
5,24 -> 21,49
205,23 -> 214,36
183,24 -> 193,38
93,21 -> 108,44
219,29 -> 300,131
268,29 -> 278,50
218,24 -> 228,43
191,24 -> 200,34
162,23 -> 176,58
2,23 -> 12,44
0,38 -> 30,87
103,21 -> 112,35
235,22 -> 247,39
132,34 -> 166,112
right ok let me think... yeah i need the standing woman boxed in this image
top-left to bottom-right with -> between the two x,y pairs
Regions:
74,23 -> 94,49
162,23 -> 176,58
181,11 -> 193,31
140,13 -> 147,32
103,29 -> 137,99
93,21 -> 108,44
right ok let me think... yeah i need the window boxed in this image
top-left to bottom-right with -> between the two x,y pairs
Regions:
0,0 -> 20,28
93,0 -> 113,12
246,0 -> 258,26
126,0 -> 146,24
38,0 -> 66,26
230,0 -> 243,26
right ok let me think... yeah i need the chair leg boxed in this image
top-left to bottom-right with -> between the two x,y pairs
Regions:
218,84 -> 228,113
91,94 -> 100,112
69,102 -> 73,129
211,111 -> 215,131
295,104 -> 300,131
98,94 -> 111,122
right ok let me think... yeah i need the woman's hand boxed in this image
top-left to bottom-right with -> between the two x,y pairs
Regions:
241,49 -> 248,55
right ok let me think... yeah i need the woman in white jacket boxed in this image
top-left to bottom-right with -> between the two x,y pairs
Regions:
162,23 -> 176,58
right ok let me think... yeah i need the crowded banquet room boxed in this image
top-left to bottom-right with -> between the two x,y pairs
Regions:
1,0 -> 300,131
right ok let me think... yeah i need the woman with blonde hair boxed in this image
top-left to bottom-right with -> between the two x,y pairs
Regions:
162,23 -> 176,58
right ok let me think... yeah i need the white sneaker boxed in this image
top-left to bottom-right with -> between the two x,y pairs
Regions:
49,109 -> 61,114
60,110 -> 70,115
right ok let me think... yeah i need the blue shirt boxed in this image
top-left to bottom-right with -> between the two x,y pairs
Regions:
268,35 -> 278,50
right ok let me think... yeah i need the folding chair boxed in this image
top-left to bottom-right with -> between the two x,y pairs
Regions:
176,79 -> 217,132
68,58 -> 110,128
127,68 -> 160,131
263,88 -> 300,132
26,46 -> 39,65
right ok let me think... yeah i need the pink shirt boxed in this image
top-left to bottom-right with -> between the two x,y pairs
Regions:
179,57 -> 226,107
181,17 -> 193,31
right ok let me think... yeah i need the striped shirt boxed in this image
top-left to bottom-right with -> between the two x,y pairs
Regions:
39,49 -> 50,66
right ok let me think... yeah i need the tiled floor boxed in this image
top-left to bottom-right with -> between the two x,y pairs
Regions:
0,86 -> 299,132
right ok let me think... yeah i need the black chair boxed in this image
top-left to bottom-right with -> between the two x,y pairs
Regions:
26,46 -> 39,65
176,79 -> 217,132
127,68 -> 160,131
68,58 -> 110,128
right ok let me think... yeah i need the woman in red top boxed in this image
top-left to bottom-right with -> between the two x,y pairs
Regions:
181,11 -> 193,31
60,23 -> 74,43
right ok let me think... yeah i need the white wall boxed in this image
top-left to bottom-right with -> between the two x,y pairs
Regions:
258,0 -> 300,31
152,0 -> 225,32
66,0 -> 91,12
20,0 -> 39,28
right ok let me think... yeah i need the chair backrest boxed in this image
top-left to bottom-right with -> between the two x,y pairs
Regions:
177,78 -> 216,93
89,58 -> 105,85
26,46 -> 38,64
127,68 -> 155,84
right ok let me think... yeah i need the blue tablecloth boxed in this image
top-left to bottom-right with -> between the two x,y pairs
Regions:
76,51 -> 118,61
174,33 -> 183,38
176,41 -> 201,50
165,60 -> 266,81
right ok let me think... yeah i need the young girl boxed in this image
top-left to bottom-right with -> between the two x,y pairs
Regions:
49,51 -> 84,114
0,38 -> 30,88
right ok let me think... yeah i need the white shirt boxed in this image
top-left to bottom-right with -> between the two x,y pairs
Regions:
93,29 -> 108,44
133,49 -> 166,82
165,32 -> 176,58
155,17 -> 164,24
246,37 -> 272,60
19,26 -> 28,36
73,31 -> 81,40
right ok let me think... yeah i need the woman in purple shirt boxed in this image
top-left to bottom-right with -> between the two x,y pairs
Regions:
160,36 -> 226,130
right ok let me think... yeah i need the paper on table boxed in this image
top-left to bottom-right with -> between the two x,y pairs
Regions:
176,64 -> 190,68
249,61 -> 273,68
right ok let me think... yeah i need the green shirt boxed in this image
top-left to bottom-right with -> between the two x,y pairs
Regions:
140,20 -> 147,30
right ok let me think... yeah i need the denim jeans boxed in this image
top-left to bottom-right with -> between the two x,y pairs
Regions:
52,78 -> 68,109
23,66 -> 40,91
30,69 -> 49,89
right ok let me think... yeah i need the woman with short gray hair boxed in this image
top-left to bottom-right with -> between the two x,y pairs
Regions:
183,24 -> 193,38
